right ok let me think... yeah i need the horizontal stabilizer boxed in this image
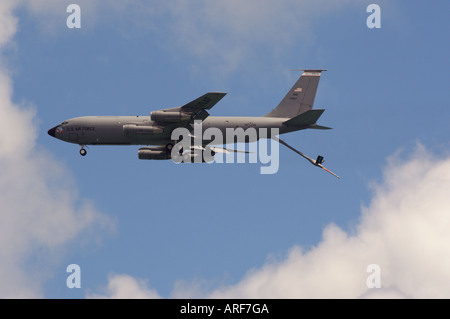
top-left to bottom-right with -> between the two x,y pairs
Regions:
309,125 -> 332,130
283,109 -> 325,127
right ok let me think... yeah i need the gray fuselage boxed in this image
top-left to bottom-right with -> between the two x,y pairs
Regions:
49,115 -> 302,147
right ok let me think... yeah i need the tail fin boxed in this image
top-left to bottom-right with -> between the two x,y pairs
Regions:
264,69 -> 326,118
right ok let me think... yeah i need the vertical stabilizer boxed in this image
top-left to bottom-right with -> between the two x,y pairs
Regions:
264,70 -> 326,118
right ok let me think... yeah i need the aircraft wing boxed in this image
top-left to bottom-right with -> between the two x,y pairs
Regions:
181,92 -> 227,121
152,92 -> 226,124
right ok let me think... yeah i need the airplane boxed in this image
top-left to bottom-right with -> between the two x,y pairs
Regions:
48,69 -> 340,178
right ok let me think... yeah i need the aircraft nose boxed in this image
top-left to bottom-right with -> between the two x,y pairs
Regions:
47,126 -> 57,137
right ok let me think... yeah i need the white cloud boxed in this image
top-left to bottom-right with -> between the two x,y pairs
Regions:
0,1 -> 114,298
91,144 -> 450,298
359,287 -> 408,299
154,0 -> 357,73
87,274 -> 160,299
0,1 -> 17,49
8,0 -> 446,299
204,144 -> 450,298
15,0 -> 358,73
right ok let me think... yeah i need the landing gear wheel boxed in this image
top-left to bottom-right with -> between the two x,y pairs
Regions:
80,148 -> 87,156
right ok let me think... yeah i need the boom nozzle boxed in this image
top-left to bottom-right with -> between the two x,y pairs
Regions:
273,137 -> 340,179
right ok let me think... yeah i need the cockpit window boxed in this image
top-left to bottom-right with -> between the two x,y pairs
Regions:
61,121 -> 69,125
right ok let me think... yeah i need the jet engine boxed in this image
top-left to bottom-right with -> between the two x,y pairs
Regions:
138,146 -> 215,162
150,111 -> 190,122
138,147 -> 171,160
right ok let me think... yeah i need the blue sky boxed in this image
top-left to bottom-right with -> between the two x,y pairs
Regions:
1,0 -> 450,298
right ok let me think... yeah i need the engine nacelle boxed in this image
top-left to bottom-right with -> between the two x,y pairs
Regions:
138,147 -> 171,160
123,124 -> 164,136
150,111 -> 190,122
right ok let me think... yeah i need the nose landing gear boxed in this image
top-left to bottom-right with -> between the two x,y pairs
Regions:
80,145 -> 87,156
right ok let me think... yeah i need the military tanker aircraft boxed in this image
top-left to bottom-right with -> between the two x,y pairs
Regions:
48,70 -> 339,178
